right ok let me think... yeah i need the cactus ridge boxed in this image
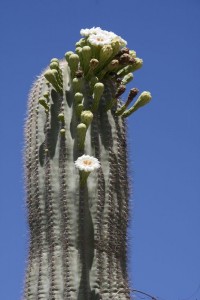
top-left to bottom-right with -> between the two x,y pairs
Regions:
24,27 -> 151,300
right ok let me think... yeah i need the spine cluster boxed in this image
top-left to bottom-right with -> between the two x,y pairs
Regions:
24,27 -> 151,300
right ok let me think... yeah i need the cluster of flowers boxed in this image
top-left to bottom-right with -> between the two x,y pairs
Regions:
80,27 -> 127,47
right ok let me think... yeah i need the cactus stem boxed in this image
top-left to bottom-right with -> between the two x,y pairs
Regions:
79,170 -> 90,187
104,98 -> 117,112
24,27 -> 151,300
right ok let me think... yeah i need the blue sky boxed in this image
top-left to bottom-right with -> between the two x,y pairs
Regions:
1,0 -> 200,299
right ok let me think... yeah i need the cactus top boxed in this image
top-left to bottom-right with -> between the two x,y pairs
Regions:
41,27 -> 152,181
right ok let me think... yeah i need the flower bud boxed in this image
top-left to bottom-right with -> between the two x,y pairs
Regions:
81,110 -> 94,128
82,46 -> 92,73
72,78 -> 82,93
91,82 -> 105,112
89,59 -> 99,70
121,73 -> 134,85
65,51 -> 74,63
68,54 -> 80,77
77,123 -> 87,150
44,70 -> 62,93
58,113 -> 65,122
99,45 -> 113,63
122,91 -> 152,118
74,92 -> 83,104
38,97 -> 49,111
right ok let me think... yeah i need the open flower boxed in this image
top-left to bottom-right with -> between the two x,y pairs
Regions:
88,33 -> 113,46
80,27 -> 102,37
80,27 -> 127,47
75,155 -> 100,173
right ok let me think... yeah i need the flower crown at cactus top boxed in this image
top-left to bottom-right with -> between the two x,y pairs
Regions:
42,27 -> 151,122
75,155 -> 101,172
80,27 -> 127,46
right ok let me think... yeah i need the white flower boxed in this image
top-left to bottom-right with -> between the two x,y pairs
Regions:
75,155 -> 100,172
80,27 -> 102,37
88,33 -> 113,46
80,27 -> 127,47
117,36 -> 127,47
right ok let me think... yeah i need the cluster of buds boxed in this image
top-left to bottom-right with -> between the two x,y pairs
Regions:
38,27 -> 152,186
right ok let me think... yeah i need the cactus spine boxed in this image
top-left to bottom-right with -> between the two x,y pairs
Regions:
24,27 -> 151,300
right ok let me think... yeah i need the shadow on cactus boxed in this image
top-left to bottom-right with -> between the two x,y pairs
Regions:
24,27 -> 152,300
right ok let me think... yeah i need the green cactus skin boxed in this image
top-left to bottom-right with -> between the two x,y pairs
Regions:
24,28 -> 151,300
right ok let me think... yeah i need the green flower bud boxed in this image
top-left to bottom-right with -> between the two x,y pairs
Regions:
90,59 -> 99,70
117,65 -> 133,77
107,59 -> 119,71
68,54 -> 80,77
72,78 -> 82,93
51,69 -> 63,87
60,128 -> 66,135
117,57 -> 143,77
65,51 -> 74,63
58,113 -> 65,122
82,46 -> 92,74
38,97 -> 49,111
44,70 -> 62,93
121,73 -> 134,85
132,57 -> 143,71
76,38 -> 87,48
75,47 -> 83,64
91,82 -> 104,112
98,59 -> 120,80
129,50 -> 136,58
74,92 -> 83,104
80,110 -> 93,128
75,47 -> 82,55
122,91 -> 152,118
77,123 -> 87,150
85,60 -> 99,80
111,39 -> 121,56
99,45 -> 113,63
50,58 -> 59,64
43,91 -> 50,99
50,61 -> 59,70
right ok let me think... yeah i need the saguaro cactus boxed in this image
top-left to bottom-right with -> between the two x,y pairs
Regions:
24,27 -> 151,300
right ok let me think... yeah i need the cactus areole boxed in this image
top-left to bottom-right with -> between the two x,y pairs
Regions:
24,27 -> 151,300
